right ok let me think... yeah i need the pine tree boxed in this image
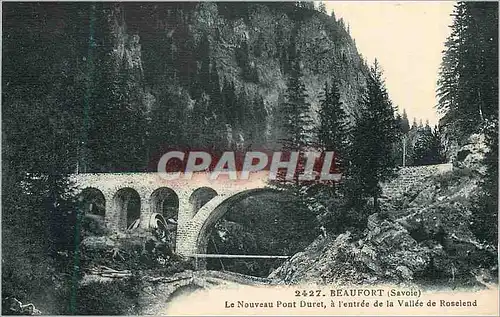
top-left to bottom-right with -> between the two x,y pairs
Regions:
397,109 -> 411,166
90,51 -> 147,172
272,51 -> 317,257
2,3 -> 84,309
281,60 -> 314,151
429,126 -> 445,164
114,61 -> 148,171
412,127 -> 435,165
270,55 -> 318,237
252,96 -> 268,148
436,2 -> 498,246
229,89 -> 250,150
187,60 -> 229,152
437,2 -> 498,140
349,60 -> 398,211
401,109 -> 410,134
310,80 -> 349,232
190,93 -> 214,148
318,2 -> 327,14
411,117 -> 418,129
85,6 -> 149,172
236,89 -> 248,128
317,81 -> 348,169
149,88 -> 187,157
236,38 -> 257,82
330,8 -> 336,20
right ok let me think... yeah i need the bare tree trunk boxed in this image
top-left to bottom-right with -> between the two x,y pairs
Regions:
402,135 -> 407,167
478,89 -> 484,122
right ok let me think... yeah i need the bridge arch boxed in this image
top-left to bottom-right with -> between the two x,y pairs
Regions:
177,188 -> 286,257
189,187 -> 218,216
113,187 -> 141,230
79,187 -> 105,217
150,187 -> 179,222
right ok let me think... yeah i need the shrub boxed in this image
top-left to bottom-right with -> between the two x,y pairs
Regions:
72,277 -> 141,315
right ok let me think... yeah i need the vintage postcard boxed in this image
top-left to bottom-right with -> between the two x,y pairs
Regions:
2,1 -> 498,316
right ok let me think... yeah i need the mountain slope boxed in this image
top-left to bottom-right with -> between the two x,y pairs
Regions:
268,142 -> 497,286
108,2 -> 370,150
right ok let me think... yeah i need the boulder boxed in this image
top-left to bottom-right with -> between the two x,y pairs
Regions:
408,184 -> 438,207
453,133 -> 489,173
270,214 -> 433,284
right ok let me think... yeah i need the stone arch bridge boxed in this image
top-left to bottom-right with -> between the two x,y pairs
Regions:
72,164 -> 453,258
71,172 -> 273,257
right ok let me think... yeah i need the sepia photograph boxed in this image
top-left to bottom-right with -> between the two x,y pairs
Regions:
2,1 -> 498,315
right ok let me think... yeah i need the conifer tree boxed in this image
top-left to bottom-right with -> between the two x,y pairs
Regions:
412,127 -> 435,165
275,52 -> 316,245
275,56 -> 318,236
437,2 -> 498,139
317,81 -> 348,169
281,59 -> 313,152
436,2 -> 498,245
2,3 -> 85,307
318,2 -> 327,14
252,96 -> 268,148
349,60 -> 398,211
411,117 -> 418,129
191,60 -> 229,152
401,109 -> 410,134
150,88 -> 186,156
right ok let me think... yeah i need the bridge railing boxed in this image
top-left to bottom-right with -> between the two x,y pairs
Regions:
190,254 -> 290,271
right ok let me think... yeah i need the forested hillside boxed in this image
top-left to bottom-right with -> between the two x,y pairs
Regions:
2,2 -> 372,314
437,2 -> 498,157
3,2 -> 369,174
436,1 -> 498,246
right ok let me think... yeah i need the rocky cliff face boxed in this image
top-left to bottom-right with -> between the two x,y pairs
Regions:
105,2 -> 369,147
2,2 -> 371,172
269,145 -> 497,287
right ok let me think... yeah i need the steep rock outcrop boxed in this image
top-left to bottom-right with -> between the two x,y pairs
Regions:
270,155 -> 497,286
106,2 -> 369,147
